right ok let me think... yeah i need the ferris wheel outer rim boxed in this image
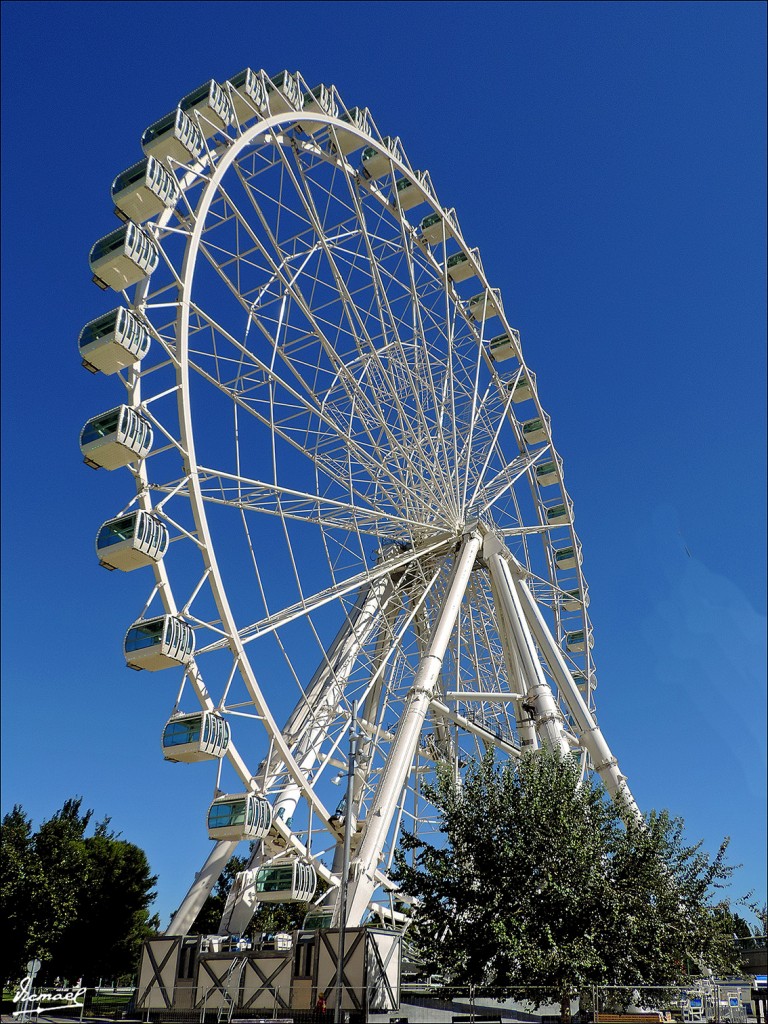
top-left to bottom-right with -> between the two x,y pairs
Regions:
143,101 -> 594,797
92,90 -> 602,925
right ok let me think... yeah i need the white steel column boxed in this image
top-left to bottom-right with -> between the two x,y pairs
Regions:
483,533 -> 570,757
486,560 -> 539,752
167,840 -> 239,936
508,561 -> 640,817
219,578 -> 395,935
270,576 -> 395,824
343,530 -> 482,926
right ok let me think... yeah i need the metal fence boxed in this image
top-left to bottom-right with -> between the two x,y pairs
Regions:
5,981 -> 760,1024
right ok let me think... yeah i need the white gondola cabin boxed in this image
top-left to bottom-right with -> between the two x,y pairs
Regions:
535,460 -> 558,487
330,106 -> 371,155
124,615 -> 194,671
508,375 -> 532,402
265,71 -> 301,115
419,210 -> 454,245
111,157 -> 180,223
522,417 -> 547,445
546,503 -> 569,526
90,222 -> 159,291
554,545 -> 580,570
468,290 -> 500,321
78,307 -> 151,374
80,405 -> 153,470
562,588 -> 589,611
572,670 -> 596,692
490,331 -> 519,361
227,68 -> 268,123
96,511 -> 168,571
162,711 -> 230,762
301,84 -> 338,133
303,910 -> 333,931
141,108 -> 204,165
572,670 -> 587,690
393,176 -> 425,211
361,140 -> 395,179
179,80 -> 233,138
207,793 -> 272,841
566,629 -> 593,653
255,862 -> 317,903
446,251 -> 476,283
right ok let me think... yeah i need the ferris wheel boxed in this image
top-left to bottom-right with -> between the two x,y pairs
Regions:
79,68 -> 637,937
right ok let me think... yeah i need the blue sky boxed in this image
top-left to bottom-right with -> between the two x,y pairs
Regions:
2,1 -> 765,932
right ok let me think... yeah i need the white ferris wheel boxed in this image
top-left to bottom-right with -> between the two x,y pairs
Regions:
79,68 -> 637,938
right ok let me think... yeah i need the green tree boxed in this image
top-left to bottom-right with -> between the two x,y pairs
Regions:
250,897 -> 316,936
28,799 -> 93,975
393,748 -> 742,1022
0,806 -> 46,977
754,904 -> 768,936
603,809 -> 741,996
51,819 -> 160,982
0,800 -> 159,984
712,903 -> 754,939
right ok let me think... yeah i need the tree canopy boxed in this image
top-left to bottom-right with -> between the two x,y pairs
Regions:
0,799 -> 159,984
392,748 -> 744,1020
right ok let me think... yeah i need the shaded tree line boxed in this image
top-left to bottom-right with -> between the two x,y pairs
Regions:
1,799 -> 159,985
393,748 -> 752,1023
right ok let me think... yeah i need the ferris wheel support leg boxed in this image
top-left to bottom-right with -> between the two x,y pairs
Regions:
414,605 -> 454,761
165,840 -> 240,937
219,578 -> 397,937
270,577 -> 396,824
354,593 -> 405,809
486,563 -> 539,751
343,530 -> 483,927
278,578 -> 395,754
509,566 -> 640,818
484,534 -> 570,757
322,598 -> 405,920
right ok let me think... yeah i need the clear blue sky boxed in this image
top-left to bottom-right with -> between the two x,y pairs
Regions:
2,1 -> 765,931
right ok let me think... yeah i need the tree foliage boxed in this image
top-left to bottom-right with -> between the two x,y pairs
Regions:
1,807 -> 44,965
0,799 -> 159,984
711,904 -> 753,939
392,749 -> 743,1020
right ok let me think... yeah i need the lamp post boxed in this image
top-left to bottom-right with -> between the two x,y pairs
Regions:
334,701 -> 360,1024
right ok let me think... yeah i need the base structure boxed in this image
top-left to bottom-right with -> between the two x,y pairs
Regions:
136,928 -> 401,1019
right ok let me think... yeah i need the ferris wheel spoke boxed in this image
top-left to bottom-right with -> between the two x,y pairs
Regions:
464,384 -> 517,510
332,162 -> 460,510
191,465 -> 423,533
385,183 -> 460,506
466,449 -> 542,518
191,187 -> 434,516
182,299 -> 422,519
231,164 -> 450,520
195,530 -> 456,655
225,149 -> 493,528
263,139 -> 459,513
